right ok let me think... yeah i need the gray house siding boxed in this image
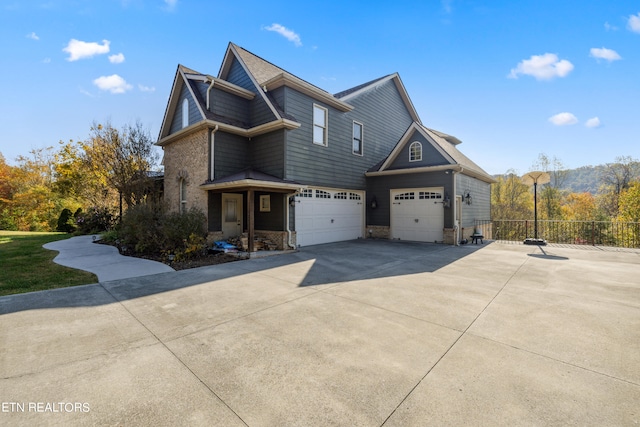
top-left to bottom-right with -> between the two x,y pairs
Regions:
456,174 -> 491,227
214,131 -> 250,179
250,130 -> 285,178
226,58 -> 276,127
388,130 -> 450,170
366,172 -> 455,228
254,192 -> 285,230
284,80 -> 414,189
169,85 -> 201,135
209,85 -> 250,126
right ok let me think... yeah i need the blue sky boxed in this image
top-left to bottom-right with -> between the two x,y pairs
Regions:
1,0 -> 638,175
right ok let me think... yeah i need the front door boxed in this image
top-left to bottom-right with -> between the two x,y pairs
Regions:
222,193 -> 243,238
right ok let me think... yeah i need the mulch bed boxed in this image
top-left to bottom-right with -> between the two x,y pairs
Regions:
95,240 -> 242,271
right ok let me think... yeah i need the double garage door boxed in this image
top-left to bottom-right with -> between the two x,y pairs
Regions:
294,188 -> 364,247
391,188 -> 444,243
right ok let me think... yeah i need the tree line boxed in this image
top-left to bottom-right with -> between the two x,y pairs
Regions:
492,154 -> 640,223
0,122 -> 160,232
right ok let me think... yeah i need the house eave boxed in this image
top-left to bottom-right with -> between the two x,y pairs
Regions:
200,179 -> 304,192
156,118 -> 301,146
365,164 -> 496,183
263,73 -> 354,112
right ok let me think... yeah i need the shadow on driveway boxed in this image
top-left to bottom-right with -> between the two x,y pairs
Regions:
0,239 -> 488,315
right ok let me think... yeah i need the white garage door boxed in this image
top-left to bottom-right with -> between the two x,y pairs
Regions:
295,188 -> 364,247
391,188 -> 444,242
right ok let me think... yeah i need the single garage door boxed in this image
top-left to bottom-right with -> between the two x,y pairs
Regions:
295,188 -> 364,247
391,188 -> 444,242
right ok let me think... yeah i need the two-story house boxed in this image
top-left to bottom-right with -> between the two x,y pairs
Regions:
157,42 -> 494,251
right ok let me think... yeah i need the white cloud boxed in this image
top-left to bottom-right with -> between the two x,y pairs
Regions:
585,117 -> 601,128
441,0 -> 453,14
93,74 -> 132,94
163,0 -> 177,11
63,39 -> 110,61
42,58 -> 51,64
508,53 -> 574,80
264,23 -> 302,47
109,53 -> 125,64
590,47 -> 621,62
138,84 -> 156,93
548,112 -> 578,126
628,12 -> 640,33
604,22 -> 618,31
26,32 -> 39,40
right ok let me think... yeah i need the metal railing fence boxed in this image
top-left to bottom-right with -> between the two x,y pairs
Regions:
473,219 -> 640,248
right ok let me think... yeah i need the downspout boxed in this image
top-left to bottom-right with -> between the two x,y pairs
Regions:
208,125 -> 219,181
206,77 -> 215,111
285,191 -> 299,250
452,168 -> 462,246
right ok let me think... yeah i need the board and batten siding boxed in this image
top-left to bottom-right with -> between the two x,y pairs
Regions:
169,85 -> 201,135
283,79 -> 414,189
388,130 -> 450,170
226,58 -> 276,127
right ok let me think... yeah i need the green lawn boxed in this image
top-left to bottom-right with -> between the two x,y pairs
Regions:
0,231 -> 98,296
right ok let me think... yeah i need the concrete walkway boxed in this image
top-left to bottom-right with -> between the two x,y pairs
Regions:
43,235 -> 174,281
1,240 -> 639,426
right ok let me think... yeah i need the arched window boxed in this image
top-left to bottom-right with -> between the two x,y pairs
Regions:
179,178 -> 187,213
182,98 -> 189,128
409,141 -> 422,162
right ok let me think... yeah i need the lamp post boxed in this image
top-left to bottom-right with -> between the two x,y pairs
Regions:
522,171 -> 550,245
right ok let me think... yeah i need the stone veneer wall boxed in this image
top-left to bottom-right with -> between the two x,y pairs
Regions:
162,129 -> 209,216
365,225 -> 390,239
255,230 -> 295,250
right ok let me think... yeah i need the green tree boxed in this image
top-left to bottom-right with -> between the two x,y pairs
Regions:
491,170 -> 532,220
598,156 -> 640,217
83,121 -> 159,210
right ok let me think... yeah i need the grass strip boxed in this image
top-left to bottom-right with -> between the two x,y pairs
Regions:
0,231 -> 98,296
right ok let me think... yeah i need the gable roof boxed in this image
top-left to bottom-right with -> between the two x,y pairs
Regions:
335,73 -> 421,124
367,122 -> 495,183
157,61 -> 300,146
220,43 -> 353,112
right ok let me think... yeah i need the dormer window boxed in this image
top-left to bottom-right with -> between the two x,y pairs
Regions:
182,98 -> 189,128
313,104 -> 327,146
409,141 -> 422,162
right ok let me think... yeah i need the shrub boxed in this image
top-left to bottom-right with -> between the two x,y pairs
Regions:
118,205 -> 206,256
56,208 -> 76,233
76,206 -> 115,234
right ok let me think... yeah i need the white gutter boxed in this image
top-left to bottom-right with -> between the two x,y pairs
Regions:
452,168 -> 460,246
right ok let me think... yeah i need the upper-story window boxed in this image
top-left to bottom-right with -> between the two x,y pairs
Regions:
182,98 -> 189,128
409,141 -> 422,162
352,121 -> 363,156
313,104 -> 327,146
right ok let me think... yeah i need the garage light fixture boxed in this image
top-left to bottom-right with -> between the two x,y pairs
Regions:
370,196 -> 377,209
464,191 -> 472,205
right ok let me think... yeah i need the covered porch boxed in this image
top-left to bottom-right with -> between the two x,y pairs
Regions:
201,169 -> 303,254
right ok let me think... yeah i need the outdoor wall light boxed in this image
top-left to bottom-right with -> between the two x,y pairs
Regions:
443,194 -> 451,208
464,191 -> 472,205
370,196 -> 377,209
289,197 -> 296,207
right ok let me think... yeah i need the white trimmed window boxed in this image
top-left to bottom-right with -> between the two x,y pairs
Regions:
352,121 -> 363,155
179,178 -> 187,213
409,141 -> 422,162
182,98 -> 189,128
313,104 -> 328,146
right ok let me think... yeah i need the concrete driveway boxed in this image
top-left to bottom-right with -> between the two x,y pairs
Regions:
1,240 -> 639,426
